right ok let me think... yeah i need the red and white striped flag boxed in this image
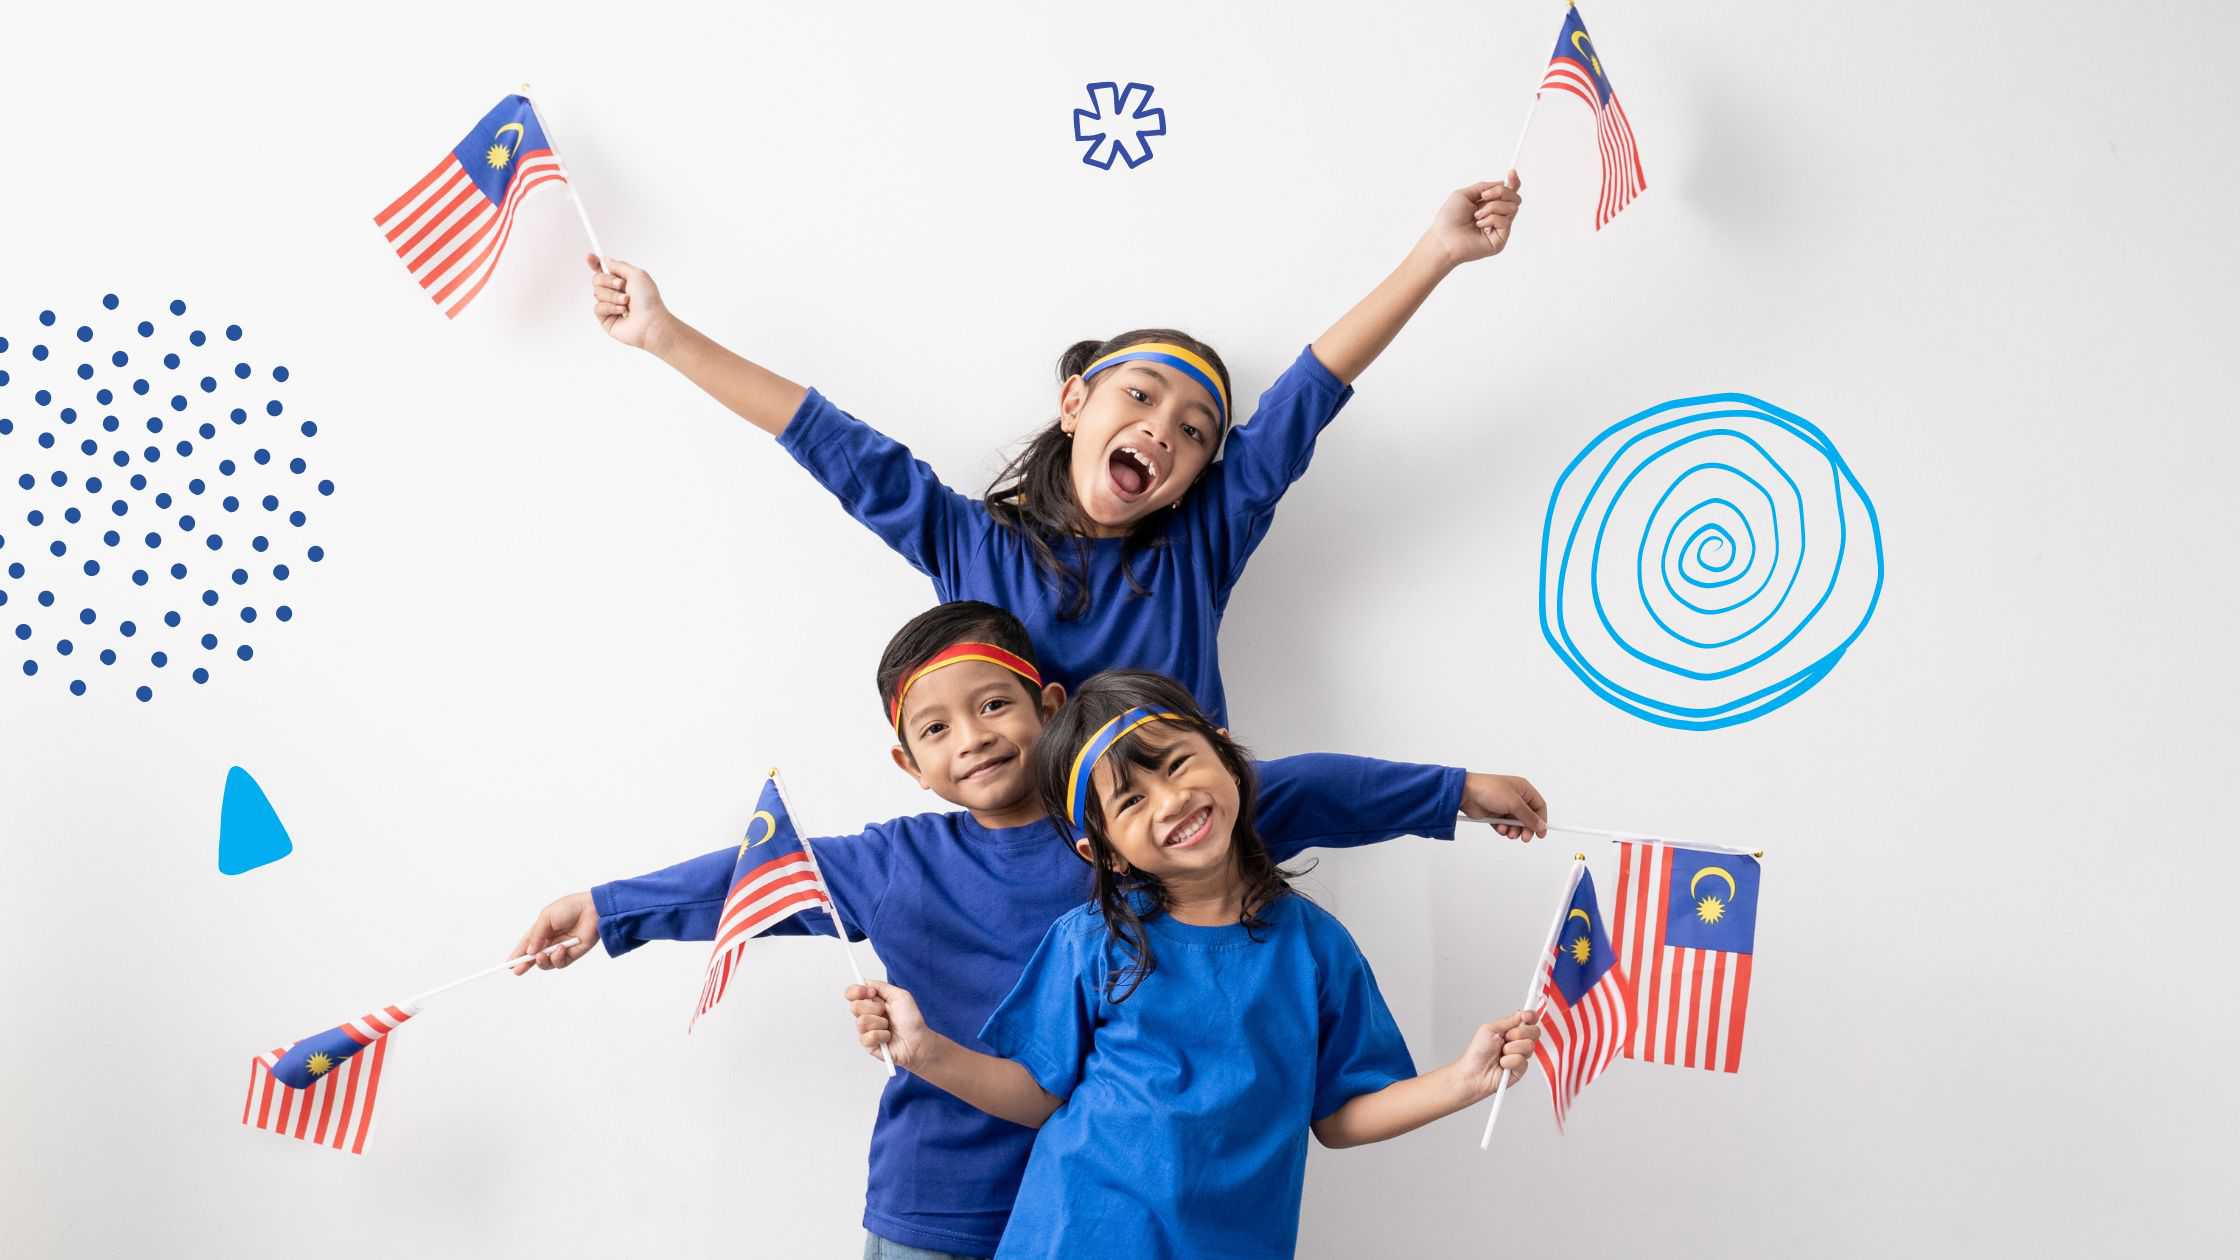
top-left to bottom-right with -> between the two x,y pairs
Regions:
374,94 -> 569,319
1613,840 -> 1761,1073
692,773 -> 843,1030
1537,3 -> 1647,229
1533,864 -> 1631,1131
240,1012 -> 407,1156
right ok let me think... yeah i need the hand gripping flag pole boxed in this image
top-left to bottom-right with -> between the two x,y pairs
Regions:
1478,857 -> 1584,1149
516,82 -> 608,274
769,769 -> 897,1078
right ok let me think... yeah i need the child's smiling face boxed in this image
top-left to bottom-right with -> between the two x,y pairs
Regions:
1059,360 -> 1222,532
1079,726 -> 1240,880
892,658 -> 1063,819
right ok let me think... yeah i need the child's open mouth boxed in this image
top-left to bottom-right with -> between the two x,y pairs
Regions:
1106,445 -> 1160,501
1162,806 -> 1213,849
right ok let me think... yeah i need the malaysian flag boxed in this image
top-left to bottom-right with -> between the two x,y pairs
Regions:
1533,865 -> 1631,1131
374,94 -> 570,319
1613,841 -> 1760,1073
1537,3 -> 1646,229
241,1003 -> 415,1155
692,773 -> 843,1030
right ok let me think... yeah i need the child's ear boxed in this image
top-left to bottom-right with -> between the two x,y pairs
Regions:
1039,680 -> 1067,719
1058,379 -> 1088,432
1072,838 -> 1094,864
889,743 -> 931,791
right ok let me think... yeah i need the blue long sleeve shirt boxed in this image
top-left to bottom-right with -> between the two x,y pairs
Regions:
775,345 -> 1355,727
591,752 -> 1463,1257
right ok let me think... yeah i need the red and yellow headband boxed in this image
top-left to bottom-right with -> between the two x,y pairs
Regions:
887,642 -> 1043,734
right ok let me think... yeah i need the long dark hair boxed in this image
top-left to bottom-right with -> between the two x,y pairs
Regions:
1032,670 -> 1297,1002
984,330 -> 1234,620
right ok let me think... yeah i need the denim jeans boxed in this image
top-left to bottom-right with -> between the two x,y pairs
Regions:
862,1231 -> 984,1260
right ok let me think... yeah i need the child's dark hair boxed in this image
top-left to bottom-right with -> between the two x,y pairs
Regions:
984,330 -> 1235,620
876,600 -> 1041,760
1032,669 -> 1296,1002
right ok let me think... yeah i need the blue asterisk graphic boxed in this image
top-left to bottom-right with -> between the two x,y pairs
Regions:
1073,82 -> 1166,170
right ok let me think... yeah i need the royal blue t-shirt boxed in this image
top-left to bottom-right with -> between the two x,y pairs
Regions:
592,754 -> 1461,1258
776,345 -> 1355,727
980,892 -> 1415,1260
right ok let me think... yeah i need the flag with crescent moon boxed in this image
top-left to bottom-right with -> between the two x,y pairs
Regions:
374,94 -> 570,319
241,1003 -> 416,1155
1612,841 -> 1759,1073
691,772 -> 844,1031
1533,866 -> 1632,1131
1536,3 -> 1647,229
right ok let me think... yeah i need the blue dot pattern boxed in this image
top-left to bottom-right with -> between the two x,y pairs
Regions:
0,293 -> 332,700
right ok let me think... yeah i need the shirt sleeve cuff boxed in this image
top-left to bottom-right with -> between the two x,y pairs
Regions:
589,881 -> 637,958
1425,765 -> 1469,841
1296,343 -> 1351,397
773,386 -> 830,450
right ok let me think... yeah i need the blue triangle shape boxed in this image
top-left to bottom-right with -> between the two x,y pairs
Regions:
219,766 -> 294,875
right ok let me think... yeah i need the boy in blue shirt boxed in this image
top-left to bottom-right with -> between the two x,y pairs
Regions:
510,600 -> 1547,1258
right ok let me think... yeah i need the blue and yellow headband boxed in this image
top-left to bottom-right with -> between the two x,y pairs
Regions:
1081,343 -> 1229,432
1066,707 -> 1186,829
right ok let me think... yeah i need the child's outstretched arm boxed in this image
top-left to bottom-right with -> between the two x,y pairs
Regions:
589,255 -> 808,436
1309,173 -> 1524,387
1311,1009 -> 1541,1149
847,982 -> 1061,1129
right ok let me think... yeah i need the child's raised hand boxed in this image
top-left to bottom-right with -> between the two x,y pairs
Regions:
846,981 -> 932,1069
509,892 -> 599,975
1460,772 -> 1549,841
1425,173 -> 1524,267
1455,1008 -> 1542,1101
588,254 -> 674,350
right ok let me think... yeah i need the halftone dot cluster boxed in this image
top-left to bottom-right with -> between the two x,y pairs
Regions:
0,293 -> 332,701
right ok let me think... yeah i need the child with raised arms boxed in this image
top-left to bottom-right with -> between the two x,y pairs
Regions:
846,669 -> 1542,1259
513,601 -> 1547,1259
585,175 -> 1523,724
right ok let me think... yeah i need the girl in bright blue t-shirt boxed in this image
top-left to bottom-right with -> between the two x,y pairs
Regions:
844,670 -> 1543,1259
582,175 -> 1523,726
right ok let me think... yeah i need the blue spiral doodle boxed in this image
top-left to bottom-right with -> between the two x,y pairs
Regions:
1538,393 -> 1882,730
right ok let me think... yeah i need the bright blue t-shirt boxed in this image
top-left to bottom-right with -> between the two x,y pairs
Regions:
591,753 -> 1462,1257
980,892 -> 1416,1260
776,345 -> 1355,727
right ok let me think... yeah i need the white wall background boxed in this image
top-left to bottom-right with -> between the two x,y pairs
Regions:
3,0 -> 2234,1255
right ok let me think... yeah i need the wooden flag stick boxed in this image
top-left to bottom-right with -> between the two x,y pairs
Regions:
1479,858 -> 1583,1150
770,768 -> 897,1079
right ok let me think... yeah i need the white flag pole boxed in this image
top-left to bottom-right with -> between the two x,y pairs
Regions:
1463,815 -> 1764,858
1478,857 -> 1584,1150
770,768 -> 897,1078
515,82 -> 608,273
406,937 -> 581,1010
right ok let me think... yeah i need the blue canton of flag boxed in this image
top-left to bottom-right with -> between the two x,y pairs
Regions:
1535,866 -> 1631,1131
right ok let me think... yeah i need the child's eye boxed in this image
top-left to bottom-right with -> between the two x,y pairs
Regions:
1181,423 -> 1203,443
920,722 -> 946,740
983,697 -> 1010,714
1168,753 -> 1191,775
1126,387 -> 1149,404
1117,793 -> 1144,814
